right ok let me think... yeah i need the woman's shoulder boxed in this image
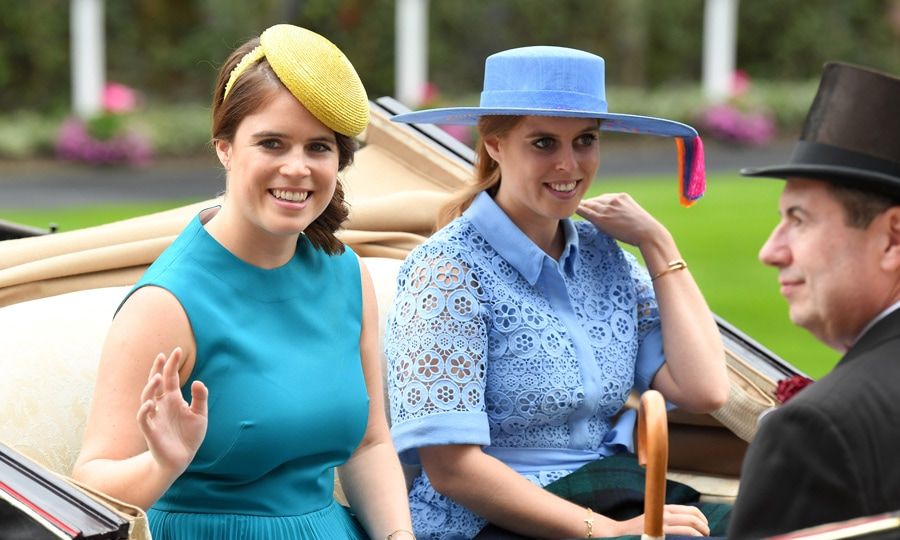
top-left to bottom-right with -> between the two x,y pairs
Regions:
404,216 -> 480,265
571,221 -> 650,281
573,220 -> 616,247
572,220 -> 626,262
323,240 -> 361,268
112,284 -> 195,360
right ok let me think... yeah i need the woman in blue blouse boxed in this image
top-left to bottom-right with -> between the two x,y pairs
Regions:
384,46 -> 729,539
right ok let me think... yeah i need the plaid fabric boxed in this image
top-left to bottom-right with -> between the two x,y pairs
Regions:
475,453 -> 731,539
544,453 -> 700,516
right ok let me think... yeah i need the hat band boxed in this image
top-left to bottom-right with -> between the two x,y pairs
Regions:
792,141 -> 900,180
223,46 -> 265,100
480,90 -> 607,113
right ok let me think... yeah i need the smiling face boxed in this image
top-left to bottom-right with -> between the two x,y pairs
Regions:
487,115 -> 600,241
758,178 -> 896,350
214,87 -> 340,247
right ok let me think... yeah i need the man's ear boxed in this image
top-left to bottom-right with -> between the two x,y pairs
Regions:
214,138 -> 231,171
880,207 -> 900,272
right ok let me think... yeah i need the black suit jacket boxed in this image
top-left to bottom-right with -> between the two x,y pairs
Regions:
729,309 -> 900,539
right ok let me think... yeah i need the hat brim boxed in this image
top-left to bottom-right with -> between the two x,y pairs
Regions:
741,163 -> 900,199
391,106 -> 697,138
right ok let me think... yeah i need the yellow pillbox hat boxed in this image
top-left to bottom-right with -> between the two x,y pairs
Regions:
223,24 -> 369,137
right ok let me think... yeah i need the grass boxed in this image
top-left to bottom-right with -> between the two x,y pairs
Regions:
1,172 -> 840,378
0,200 -> 197,233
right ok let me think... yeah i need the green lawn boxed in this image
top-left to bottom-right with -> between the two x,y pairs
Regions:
0,200 -> 197,234
1,174 -> 839,378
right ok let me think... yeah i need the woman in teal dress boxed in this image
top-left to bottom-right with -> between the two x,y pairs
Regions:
72,24 -> 414,540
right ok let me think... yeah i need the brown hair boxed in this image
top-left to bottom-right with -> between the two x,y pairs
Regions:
435,115 -> 523,229
211,37 -> 357,254
827,183 -> 896,229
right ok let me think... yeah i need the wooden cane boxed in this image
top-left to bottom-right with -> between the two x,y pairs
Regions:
638,389 -> 668,540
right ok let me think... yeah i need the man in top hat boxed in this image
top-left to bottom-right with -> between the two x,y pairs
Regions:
728,62 -> 900,538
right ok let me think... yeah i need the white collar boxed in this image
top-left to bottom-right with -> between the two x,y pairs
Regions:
853,300 -> 900,345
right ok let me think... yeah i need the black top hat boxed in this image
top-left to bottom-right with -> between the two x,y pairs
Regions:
741,62 -> 900,199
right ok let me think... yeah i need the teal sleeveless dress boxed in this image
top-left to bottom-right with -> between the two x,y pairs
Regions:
126,212 -> 370,539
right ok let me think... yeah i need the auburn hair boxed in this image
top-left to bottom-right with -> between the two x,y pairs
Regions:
435,116 -> 523,230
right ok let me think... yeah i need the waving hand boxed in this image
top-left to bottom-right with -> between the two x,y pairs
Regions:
136,347 -> 209,475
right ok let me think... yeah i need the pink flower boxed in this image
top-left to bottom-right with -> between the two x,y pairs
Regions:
439,124 -> 474,145
420,81 -> 440,106
698,104 -> 776,145
103,82 -> 139,114
55,116 -> 153,167
731,69 -> 751,98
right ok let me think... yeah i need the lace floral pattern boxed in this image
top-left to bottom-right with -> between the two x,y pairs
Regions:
408,464 -> 580,539
385,198 -> 661,539
388,222 -> 657,444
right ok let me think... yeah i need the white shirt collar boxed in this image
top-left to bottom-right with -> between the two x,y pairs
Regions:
853,300 -> 900,346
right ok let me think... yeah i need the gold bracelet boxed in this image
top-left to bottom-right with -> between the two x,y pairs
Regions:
584,507 -> 594,538
651,259 -> 687,281
385,528 -> 415,540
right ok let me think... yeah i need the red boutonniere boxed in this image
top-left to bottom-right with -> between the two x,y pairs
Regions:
775,375 -> 815,404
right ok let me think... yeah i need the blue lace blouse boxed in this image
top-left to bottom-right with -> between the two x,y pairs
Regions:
385,192 -> 666,539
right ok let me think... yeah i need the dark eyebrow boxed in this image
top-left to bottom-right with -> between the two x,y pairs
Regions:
524,130 -> 557,138
251,130 -> 287,139
251,130 -> 336,144
524,127 -> 599,139
310,134 -> 337,144
784,206 -> 808,219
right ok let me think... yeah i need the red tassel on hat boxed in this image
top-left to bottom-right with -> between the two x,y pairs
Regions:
676,136 -> 706,207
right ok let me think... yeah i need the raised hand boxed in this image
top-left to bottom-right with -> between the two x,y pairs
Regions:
576,193 -> 667,248
136,347 -> 208,475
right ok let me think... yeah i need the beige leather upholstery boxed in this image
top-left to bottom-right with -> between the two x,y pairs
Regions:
0,287 -> 128,475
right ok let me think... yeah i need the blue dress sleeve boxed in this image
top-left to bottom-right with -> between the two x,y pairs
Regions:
623,251 -> 665,393
385,241 -> 490,465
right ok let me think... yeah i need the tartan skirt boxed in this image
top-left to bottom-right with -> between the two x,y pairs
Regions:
475,452 -> 731,539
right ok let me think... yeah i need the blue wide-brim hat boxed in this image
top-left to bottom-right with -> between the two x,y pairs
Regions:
392,46 -> 706,206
